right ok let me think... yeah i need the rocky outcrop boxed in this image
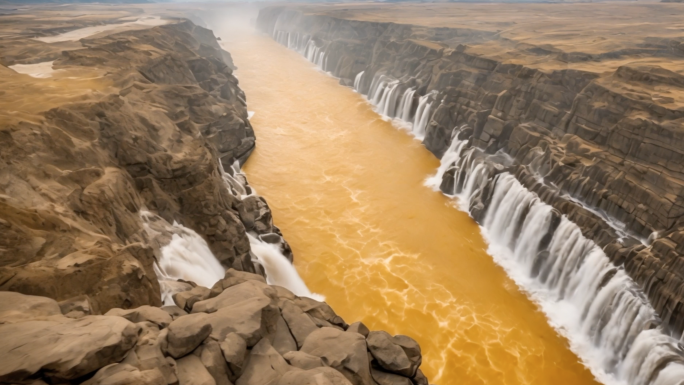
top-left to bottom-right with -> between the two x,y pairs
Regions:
258,6 -> 684,336
0,18 -> 288,312
0,273 -> 427,385
1,10 -> 431,385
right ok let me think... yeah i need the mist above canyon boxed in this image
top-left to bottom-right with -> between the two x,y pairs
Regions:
1,2 -> 684,385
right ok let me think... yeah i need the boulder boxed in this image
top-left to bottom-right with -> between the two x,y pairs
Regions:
300,327 -> 372,385
192,280 -> 276,314
174,286 -> 212,313
163,305 -> 189,320
273,285 -> 296,300
199,340 -> 233,385
366,331 -> 415,377
280,300 -> 318,348
82,364 -> 166,385
176,354 -> 217,385
370,368 -> 412,385
220,332 -> 247,382
166,313 -> 212,358
392,335 -> 421,370
58,295 -> 92,318
411,369 -> 428,385
346,322 -> 369,338
121,328 -> 175,384
277,367 -> 352,385
0,291 -> 61,323
106,306 -> 173,328
236,338 -> 293,385
271,314 -> 297,355
209,269 -> 267,298
0,315 -> 139,382
202,293 -> 279,346
293,297 -> 346,328
282,351 -> 326,370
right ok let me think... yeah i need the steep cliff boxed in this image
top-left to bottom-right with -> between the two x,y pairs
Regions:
0,9 -> 430,385
0,16 -> 282,313
257,5 -> 684,339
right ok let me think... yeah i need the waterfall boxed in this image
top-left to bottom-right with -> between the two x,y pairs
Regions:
141,211 -> 226,306
426,134 -> 684,385
382,83 -> 401,117
354,71 -> 365,91
398,88 -> 416,122
142,158 -> 320,304
412,94 -> 432,138
248,234 -> 324,301
316,51 -> 326,69
371,79 -> 388,105
376,82 -> 393,114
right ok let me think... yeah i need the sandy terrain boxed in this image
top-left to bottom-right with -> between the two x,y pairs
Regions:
296,2 -> 684,74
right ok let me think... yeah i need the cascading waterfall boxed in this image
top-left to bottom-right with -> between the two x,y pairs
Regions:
426,134 -> 684,385
398,88 -> 416,122
353,71 -> 364,91
270,36 -> 684,383
248,234 -> 324,301
143,159 -> 320,305
141,211 -> 225,305
412,94 -> 432,138
277,41 -> 437,138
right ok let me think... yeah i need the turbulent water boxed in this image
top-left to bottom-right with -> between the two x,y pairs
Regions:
207,20 -> 608,385
144,162 -> 318,305
271,29 -> 684,385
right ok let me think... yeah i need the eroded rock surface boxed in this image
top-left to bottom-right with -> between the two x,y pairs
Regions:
258,4 -> 684,337
0,12 -> 289,313
0,281 -> 427,385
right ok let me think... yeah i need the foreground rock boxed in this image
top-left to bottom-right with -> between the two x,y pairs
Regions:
0,275 -> 429,385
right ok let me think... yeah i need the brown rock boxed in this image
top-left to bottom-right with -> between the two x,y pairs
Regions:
0,315 -> 139,382
176,355 -> 217,385
236,338 -> 293,385
277,367 -> 352,385
300,327 -> 372,385
166,313 -> 213,358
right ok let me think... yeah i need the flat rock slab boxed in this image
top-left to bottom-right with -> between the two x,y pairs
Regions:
0,315 -> 139,382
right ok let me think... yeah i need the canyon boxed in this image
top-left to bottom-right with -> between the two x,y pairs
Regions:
255,3 -> 684,385
2,2 -> 684,385
0,5 -> 427,385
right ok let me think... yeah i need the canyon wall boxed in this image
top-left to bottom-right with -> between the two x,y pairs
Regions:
257,6 -> 684,338
0,12 -> 430,385
0,19 -> 278,312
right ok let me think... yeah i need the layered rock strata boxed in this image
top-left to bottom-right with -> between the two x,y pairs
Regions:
0,18 -> 278,312
257,6 -> 684,337
0,11 -> 430,385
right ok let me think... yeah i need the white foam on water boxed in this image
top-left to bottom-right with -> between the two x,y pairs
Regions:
36,16 -> 167,43
425,135 -> 684,385
8,61 -> 60,78
141,211 -> 225,305
248,234 -> 325,301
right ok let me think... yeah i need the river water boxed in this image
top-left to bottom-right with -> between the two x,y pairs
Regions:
209,19 -> 600,385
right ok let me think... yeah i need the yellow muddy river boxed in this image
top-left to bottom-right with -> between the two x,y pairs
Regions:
216,26 -> 600,385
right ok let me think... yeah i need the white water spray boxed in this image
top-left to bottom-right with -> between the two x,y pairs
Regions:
248,234 -> 324,301
426,134 -> 684,385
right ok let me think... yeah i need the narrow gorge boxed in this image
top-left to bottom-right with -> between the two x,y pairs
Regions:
0,6 -> 428,385
255,4 -> 684,385
2,3 -> 684,385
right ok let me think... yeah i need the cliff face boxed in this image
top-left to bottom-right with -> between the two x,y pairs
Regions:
0,18 -> 278,313
258,6 -> 684,336
0,11 -> 431,385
